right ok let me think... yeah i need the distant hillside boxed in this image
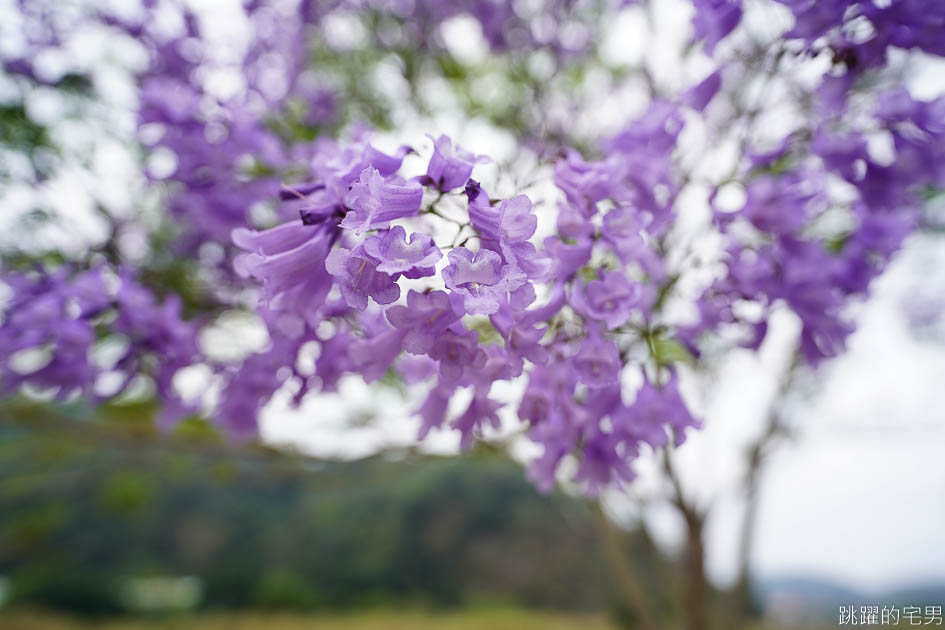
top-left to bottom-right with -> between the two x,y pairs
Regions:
0,407 -> 668,614
757,576 -> 945,625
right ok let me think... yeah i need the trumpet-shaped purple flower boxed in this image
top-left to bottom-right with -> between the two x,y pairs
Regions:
218,333 -> 306,436
442,247 -> 526,315
469,191 -> 538,246
234,221 -> 335,324
489,285 -> 552,369
554,149 -> 618,216
601,206 -> 648,263
424,134 -> 489,191
325,244 -> 401,310
692,0 -> 742,54
623,373 -> 700,446
311,132 -> 414,186
416,383 -> 453,439
396,355 -> 439,384
466,183 -> 548,280
572,271 -> 641,329
349,321 -> 408,383
363,226 -> 441,277
543,235 -> 593,282
386,290 -> 462,354
573,333 -> 622,388
452,392 -> 504,449
683,70 -> 723,111
340,167 -> 423,234
556,202 -> 596,239
429,329 -> 486,381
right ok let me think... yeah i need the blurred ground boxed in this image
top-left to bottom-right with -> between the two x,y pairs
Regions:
0,608 -> 621,630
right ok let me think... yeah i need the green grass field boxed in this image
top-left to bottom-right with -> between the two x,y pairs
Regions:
0,608 -> 621,630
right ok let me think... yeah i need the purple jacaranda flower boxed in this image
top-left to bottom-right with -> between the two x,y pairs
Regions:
608,99 -> 683,156
542,235 -> 593,282
396,354 -> 439,384
349,321 -> 408,383
442,247 -> 526,315
574,425 -> 637,494
622,372 -> 699,446
573,332 -> 622,388
362,226 -> 441,277
67,268 -> 111,316
736,172 -> 822,236
452,392 -> 504,449
466,183 -> 548,280
324,243 -> 401,310
554,149 -> 618,216
526,400 -> 581,492
341,167 -> 423,234
416,383 -> 453,439
218,333 -> 305,436
489,284 -> 549,369
424,134 -> 489,191
1,266 -> 198,415
556,202 -> 595,239
386,290 -> 463,354
683,69 -> 722,111
0,271 -> 98,397
494,196 -> 543,273
312,132 -> 414,186
748,137 -> 791,171
469,191 -> 537,245
139,77 -> 202,125
572,271 -> 641,329
315,330 -> 355,392
774,0 -> 849,45
816,74 -> 853,118
518,367 -> 560,425
692,0 -> 742,54
234,221 -> 335,324
601,206 -> 648,263
428,328 -> 486,381
472,343 -> 523,383
465,179 -> 502,241
811,129 -> 869,184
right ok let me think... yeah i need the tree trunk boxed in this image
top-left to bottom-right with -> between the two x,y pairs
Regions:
682,507 -> 709,630
591,503 -> 660,630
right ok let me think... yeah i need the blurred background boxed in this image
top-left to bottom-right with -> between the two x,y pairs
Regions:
1,0 -> 944,628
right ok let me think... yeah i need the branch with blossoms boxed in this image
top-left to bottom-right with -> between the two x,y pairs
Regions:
1,0 -> 945,501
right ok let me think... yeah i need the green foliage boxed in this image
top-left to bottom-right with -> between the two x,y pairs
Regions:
0,104 -> 49,152
0,413 -> 641,613
98,473 -> 156,517
650,336 -> 695,367
10,569 -> 123,615
251,570 -> 322,611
